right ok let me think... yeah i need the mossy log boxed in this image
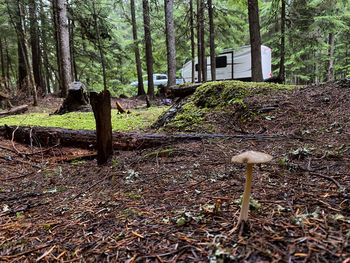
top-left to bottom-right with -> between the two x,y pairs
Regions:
0,125 -> 288,151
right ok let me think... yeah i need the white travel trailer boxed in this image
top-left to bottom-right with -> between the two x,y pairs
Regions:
181,45 -> 272,82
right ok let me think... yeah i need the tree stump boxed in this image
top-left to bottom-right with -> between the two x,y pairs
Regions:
0,91 -> 11,109
90,90 -> 113,165
54,82 -> 90,114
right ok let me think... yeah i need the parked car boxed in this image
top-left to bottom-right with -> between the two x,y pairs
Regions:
130,74 -> 168,87
130,74 -> 184,87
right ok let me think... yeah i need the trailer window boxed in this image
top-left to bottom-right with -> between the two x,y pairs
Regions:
216,56 -> 227,68
195,64 -> 198,72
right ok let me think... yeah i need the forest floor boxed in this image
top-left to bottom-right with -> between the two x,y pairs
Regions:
0,80 -> 349,262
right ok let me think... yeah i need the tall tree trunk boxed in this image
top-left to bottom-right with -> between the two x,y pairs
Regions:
248,0 -> 263,82
39,0 -> 51,93
196,0 -> 202,83
29,0 -> 45,95
52,0 -> 62,93
0,38 -> 7,89
91,0 -> 113,165
277,0 -> 285,83
190,0 -> 195,83
4,38 -> 12,88
327,33 -> 335,81
208,0 -> 215,81
69,18 -> 78,82
164,0 -> 176,89
130,0 -> 145,96
200,0 -> 206,82
142,0 -> 154,98
92,0 -> 107,91
55,0 -> 72,98
7,0 -> 38,105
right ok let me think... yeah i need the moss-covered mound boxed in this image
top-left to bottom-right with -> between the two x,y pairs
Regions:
161,81 -> 295,133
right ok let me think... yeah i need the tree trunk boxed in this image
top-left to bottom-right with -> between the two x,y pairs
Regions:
39,0 -> 51,93
0,38 -> 7,89
1,125 -> 286,151
52,0 -> 62,93
164,0 -> 176,89
9,0 -> 38,106
90,91 -> 113,165
143,0 -> 155,98
69,18 -> 78,82
277,0 -> 285,83
29,0 -> 45,95
130,0 -> 145,96
56,0 -> 72,98
200,0 -> 206,82
196,0 -> 202,83
92,0 -> 107,92
190,0 -> 195,83
248,0 -> 263,82
208,0 -> 216,81
327,33 -> 335,81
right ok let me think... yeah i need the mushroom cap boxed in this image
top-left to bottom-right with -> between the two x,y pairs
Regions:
231,151 -> 273,164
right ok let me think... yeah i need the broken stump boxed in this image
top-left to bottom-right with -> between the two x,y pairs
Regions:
55,82 -> 91,114
90,90 -> 113,165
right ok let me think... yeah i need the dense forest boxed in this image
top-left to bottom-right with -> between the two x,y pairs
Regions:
0,0 -> 349,100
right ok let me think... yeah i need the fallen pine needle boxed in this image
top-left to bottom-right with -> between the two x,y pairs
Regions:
132,231 -> 144,239
36,245 -> 56,261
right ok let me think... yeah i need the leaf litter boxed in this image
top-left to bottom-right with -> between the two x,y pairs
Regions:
0,80 -> 349,262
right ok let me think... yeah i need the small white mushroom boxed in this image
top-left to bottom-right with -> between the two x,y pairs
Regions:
231,151 -> 273,225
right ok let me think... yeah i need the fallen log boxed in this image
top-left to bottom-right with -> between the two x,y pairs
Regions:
168,83 -> 202,98
0,125 -> 290,150
0,104 -> 28,117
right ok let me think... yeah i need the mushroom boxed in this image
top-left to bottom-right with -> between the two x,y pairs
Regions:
231,151 -> 273,225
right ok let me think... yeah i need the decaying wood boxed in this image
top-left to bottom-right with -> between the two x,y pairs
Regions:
0,104 -> 28,117
168,83 -> 202,98
116,100 -> 130,114
90,90 -> 113,164
0,125 -> 289,151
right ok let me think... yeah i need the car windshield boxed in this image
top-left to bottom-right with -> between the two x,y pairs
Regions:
156,75 -> 167,80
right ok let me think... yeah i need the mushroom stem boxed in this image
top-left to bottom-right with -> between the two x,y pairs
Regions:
238,163 -> 253,223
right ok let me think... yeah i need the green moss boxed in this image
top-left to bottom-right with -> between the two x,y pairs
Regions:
0,107 -> 167,132
165,80 -> 295,132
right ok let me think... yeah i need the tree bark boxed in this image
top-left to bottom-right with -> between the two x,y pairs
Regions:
196,0 -> 202,83
39,0 -> 52,93
248,0 -> 263,82
10,0 -> 38,106
0,38 -> 7,89
143,0 -> 155,98
327,33 -> 335,81
130,0 -> 145,96
29,0 -> 45,95
90,91 -> 113,165
190,0 -> 195,83
200,0 -> 206,82
277,0 -> 285,83
164,0 -> 176,89
92,0 -> 107,92
208,0 -> 216,81
55,0 -> 72,97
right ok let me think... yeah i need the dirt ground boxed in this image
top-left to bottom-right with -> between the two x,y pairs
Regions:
0,81 -> 349,262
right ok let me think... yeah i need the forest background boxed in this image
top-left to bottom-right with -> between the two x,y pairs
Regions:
0,0 -> 349,100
